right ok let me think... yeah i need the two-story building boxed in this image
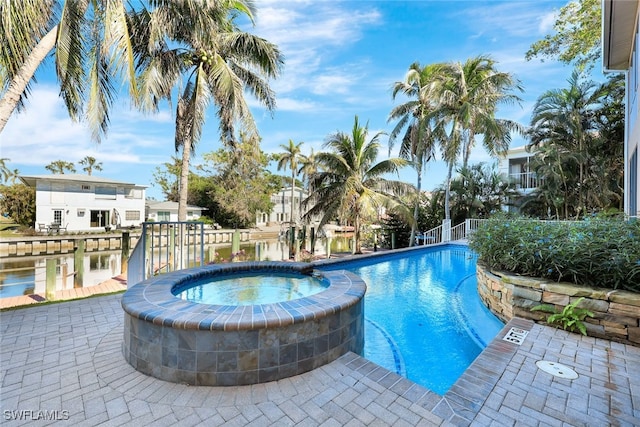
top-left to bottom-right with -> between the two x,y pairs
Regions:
20,174 -> 146,232
256,186 -> 307,227
603,0 -> 640,218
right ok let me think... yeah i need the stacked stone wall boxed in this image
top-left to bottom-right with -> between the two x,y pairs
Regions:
476,264 -> 640,346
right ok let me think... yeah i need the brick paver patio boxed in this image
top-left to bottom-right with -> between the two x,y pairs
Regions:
1,294 -> 639,426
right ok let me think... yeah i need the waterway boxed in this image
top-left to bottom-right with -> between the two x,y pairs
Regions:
0,236 -> 356,298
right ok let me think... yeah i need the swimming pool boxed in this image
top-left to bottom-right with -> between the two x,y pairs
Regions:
316,244 -> 504,395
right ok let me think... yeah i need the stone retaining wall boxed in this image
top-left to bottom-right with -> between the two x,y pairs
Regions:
476,264 -> 640,346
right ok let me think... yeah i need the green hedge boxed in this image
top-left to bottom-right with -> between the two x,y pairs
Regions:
469,217 -> 640,292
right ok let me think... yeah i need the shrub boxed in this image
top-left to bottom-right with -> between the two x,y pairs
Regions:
469,215 -> 640,292
531,297 -> 594,335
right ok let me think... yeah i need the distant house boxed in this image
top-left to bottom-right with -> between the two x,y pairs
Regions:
20,174 -> 146,232
497,146 -> 541,213
145,200 -> 205,222
256,186 -> 306,227
603,0 -> 639,217
497,146 -> 540,195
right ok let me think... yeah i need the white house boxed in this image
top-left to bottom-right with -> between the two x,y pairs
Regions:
603,0 -> 640,218
256,186 -> 307,227
20,174 -> 146,232
497,145 -> 540,195
145,200 -> 205,222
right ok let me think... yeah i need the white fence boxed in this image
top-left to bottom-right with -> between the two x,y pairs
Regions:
416,219 -> 486,246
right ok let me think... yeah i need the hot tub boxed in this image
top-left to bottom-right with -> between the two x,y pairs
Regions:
121,262 -> 366,386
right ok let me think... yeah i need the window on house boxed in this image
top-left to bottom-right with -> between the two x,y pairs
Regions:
125,188 -> 143,199
53,210 -> 62,225
90,210 -> 110,227
82,185 -> 91,191
125,210 -> 140,221
95,186 -> 116,199
157,211 -> 170,221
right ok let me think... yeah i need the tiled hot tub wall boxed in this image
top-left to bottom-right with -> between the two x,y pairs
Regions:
121,262 -> 366,386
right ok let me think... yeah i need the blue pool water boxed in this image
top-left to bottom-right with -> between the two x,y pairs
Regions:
175,271 -> 328,306
319,244 -> 504,395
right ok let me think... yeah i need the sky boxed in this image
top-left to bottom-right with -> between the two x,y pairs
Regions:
0,0 -> 605,201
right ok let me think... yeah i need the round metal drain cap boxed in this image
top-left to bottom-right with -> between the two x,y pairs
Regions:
536,361 -> 578,379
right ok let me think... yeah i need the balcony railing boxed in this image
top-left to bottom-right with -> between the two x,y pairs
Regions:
509,172 -> 541,189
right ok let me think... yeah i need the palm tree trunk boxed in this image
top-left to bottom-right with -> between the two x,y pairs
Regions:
409,168 -> 422,246
178,143 -> 190,221
444,162 -> 453,221
290,173 -> 295,224
0,27 -> 58,134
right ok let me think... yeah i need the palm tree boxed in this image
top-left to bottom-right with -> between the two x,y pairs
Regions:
130,0 -> 283,221
389,62 -> 442,245
528,70 -> 606,218
303,116 -> 412,253
79,156 -> 103,176
434,55 -> 523,221
276,140 -> 304,224
0,0 -> 137,140
298,148 -> 319,192
45,160 -> 76,174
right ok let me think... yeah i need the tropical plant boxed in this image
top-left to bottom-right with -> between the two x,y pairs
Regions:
525,0 -> 601,70
303,116 -> 413,253
531,297 -> 594,335
469,216 -> 640,292
202,137 -> 280,228
432,55 -> 524,221
276,140 -> 304,224
79,156 -> 103,175
447,163 -> 519,223
129,0 -> 283,221
389,62 -> 442,245
45,160 -> 76,174
526,71 -> 623,219
0,0 -> 137,140
0,183 -> 35,226
0,158 -> 19,184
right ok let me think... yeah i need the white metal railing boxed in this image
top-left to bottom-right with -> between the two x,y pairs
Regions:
509,172 -> 541,189
127,221 -> 206,287
416,218 -> 487,246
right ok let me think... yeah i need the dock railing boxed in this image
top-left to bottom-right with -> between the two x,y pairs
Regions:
127,222 -> 205,287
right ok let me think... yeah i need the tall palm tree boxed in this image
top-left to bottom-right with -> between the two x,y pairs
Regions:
0,0 -> 137,140
303,116 -> 412,253
434,55 -> 523,221
45,160 -> 76,174
528,70 -> 605,218
79,156 -> 103,175
130,0 -> 283,221
389,62 -> 442,245
276,140 -> 304,224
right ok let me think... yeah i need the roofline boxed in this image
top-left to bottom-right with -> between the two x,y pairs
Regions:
602,0 -> 639,71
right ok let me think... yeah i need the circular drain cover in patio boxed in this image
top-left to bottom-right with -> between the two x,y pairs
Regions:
535,360 -> 578,379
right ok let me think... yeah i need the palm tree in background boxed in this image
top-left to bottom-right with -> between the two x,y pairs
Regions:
304,116 -> 412,253
276,140 -> 304,224
45,160 -> 76,174
389,62 -> 442,245
434,55 -> 523,221
0,0 -> 137,140
79,156 -> 103,176
130,0 -> 283,221
528,70 -> 606,218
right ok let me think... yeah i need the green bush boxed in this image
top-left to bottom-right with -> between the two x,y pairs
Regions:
469,216 -> 640,292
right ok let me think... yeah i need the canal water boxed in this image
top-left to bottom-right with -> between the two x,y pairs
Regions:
0,236 -> 356,298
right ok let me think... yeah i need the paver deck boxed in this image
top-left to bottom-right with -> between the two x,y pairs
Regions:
1,293 -> 639,426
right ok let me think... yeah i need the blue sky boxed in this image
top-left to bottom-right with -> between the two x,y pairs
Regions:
1,0 -> 602,200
